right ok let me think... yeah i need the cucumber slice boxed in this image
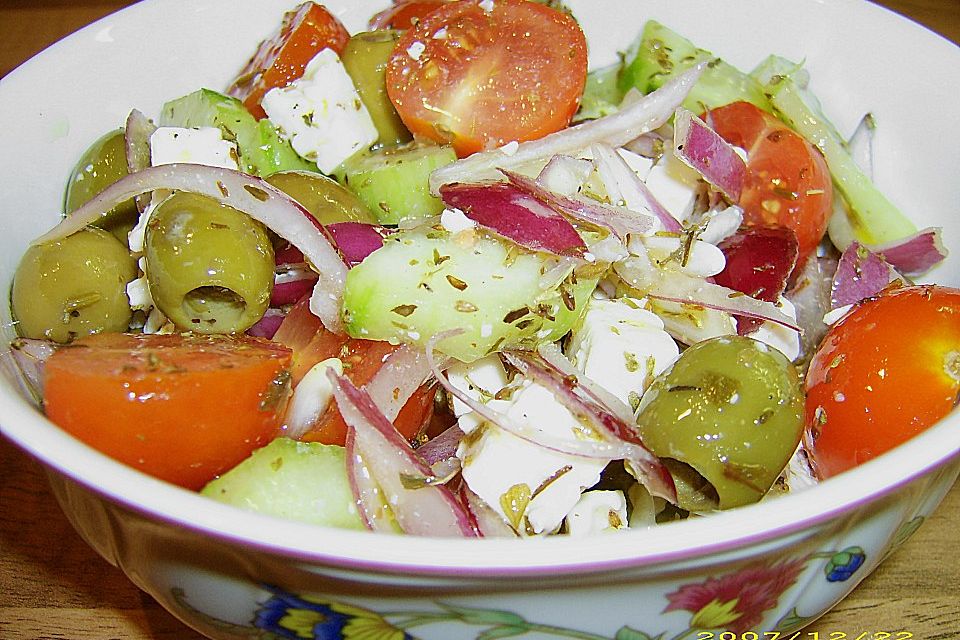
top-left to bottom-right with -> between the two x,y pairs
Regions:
342,226 -> 599,362
201,437 -> 365,529
160,88 -> 314,176
619,21 -> 769,113
338,143 -> 456,225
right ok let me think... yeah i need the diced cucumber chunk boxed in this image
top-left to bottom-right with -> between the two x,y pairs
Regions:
575,62 -> 625,122
619,20 -> 769,113
762,74 -> 916,245
200,437 -> 365,530
160,88 -> 314,176
338,143 -> 456,225
342,227 -> 599,362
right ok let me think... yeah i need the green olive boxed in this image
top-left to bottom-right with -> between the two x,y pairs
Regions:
12,227 -> 136,343
341,30 -> 412,149
636,335 -> 804,510
64,129 -> 138,242
144,192 -> 274,334
266,170 -> 375,225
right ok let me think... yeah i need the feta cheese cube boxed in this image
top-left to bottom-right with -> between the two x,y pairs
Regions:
566,297 -> 679,411
644,151 -> 702,223
445,354 -> 509,433
457,380 -> 608,536
149,126 -> 239,169
262,48 -> 379,174
565,490 -> 628,536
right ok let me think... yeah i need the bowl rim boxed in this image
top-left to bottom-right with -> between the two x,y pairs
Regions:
1,0 -> 959,578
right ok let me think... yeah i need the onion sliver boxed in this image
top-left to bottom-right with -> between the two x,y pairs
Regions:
831,242 -> 902,308
428,63 -> 707,194
363,344 -> 433,422
330,370 -> 477,537
869,227 -> 947,276
123,109 -> 156,214
32,164 -> 348,334
673,108 -> 746,202
7,338 -> 57,402
326,221 -> 392,267
591,143 -> 683,233
246,308 -> 286,339
344,427 -> 396,533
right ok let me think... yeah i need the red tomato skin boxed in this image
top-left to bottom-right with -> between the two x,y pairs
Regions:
370,1 -> 450,29
385,0 -> 587,156
804,285 -> 960,478
227,2 -> 351,119
709,101 -> 834,270
273,296 -> 433,444
43,334 -> 293,490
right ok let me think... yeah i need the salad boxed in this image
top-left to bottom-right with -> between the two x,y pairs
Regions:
7,0 -> 959,538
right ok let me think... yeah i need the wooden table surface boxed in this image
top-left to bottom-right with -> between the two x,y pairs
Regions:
1,1 -> 958,638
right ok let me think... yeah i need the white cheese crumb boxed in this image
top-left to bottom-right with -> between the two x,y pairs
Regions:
565,490 -> 629,536
479,0 -> 495,12
406,41 -> 426,61
499,140 -> 519,156
440,207 -> 476,233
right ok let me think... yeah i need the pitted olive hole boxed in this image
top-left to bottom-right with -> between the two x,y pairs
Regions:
183,286 -> 246,326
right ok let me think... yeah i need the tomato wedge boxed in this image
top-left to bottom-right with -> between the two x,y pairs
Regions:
227,2 -> 351,120
43,333 -> 292,490
370,0 -> 450,30
273,297 -> 434,444
709,101 -> 833,270
804,285 -> 960,478
385,0 -> 588,156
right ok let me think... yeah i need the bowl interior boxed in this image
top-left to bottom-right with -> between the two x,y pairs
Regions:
1,0 -> 958,573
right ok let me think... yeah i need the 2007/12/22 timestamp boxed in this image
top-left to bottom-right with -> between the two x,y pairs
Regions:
695,633 -> 914,640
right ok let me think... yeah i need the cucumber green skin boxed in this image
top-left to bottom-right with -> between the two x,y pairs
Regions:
160,88 -> 314,176
201,438 -> 365,530
619,21 -> 769,113
338,144 -> 457,225
342,228 -> 597,363
763,76 -> 916,245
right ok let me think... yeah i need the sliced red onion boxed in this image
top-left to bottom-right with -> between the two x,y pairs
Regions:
673,108 -> 746,203
869,227 -> 947,276
505,345 -> 677,503
591,143 -> 683,233
274,241 -> 305,266
363,344 -> 433,422
713,226 -> 799,334
617,265 -> 801,331
8,338 -> 57,401
535,154 -> 594,195
460,484 -> 518,537
344,427 -> 397,533
329,370 -> 477,537
33,164 -> 348,334
426,332 -> 650,463
786,254 -> 835,361
271,264 -> 318,307
831,242 -> 902,308
246,308 -> 286,339
439,181 -> 587,257
503,169 -> 655,241
623,125 -> 672,159
428,63 -> 707,193
326,221 -> 393,267
416,424 -> 465,467
847,112 -> 876,178
124,109 -> 156,214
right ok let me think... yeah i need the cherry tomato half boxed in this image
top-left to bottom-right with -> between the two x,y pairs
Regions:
227,2 -> 351,120
273,297 -> 434,445
44,333 -> 293,490
709,101 -> 834,271
804,285 -> 960,478
385,0 -> 587,157
370,0 -> 450,30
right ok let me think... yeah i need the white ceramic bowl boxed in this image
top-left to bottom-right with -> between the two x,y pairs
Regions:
1,1 -> 958,638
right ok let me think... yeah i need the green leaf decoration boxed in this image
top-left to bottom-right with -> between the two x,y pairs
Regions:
477,626 -> 529,639
614,626 -> 658,640
437,602 -> 528,627
773,607 -> 815,633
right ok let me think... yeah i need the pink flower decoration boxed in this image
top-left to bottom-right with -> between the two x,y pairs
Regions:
664,558 -> 807,633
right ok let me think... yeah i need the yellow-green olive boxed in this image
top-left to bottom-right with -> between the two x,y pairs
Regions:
636,335 -> 804,510
144,192 -> 274,334
12,227 -> 136,343
266,170 -> 375,225
341,30 -> 412,149
64,129 -> 138,242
